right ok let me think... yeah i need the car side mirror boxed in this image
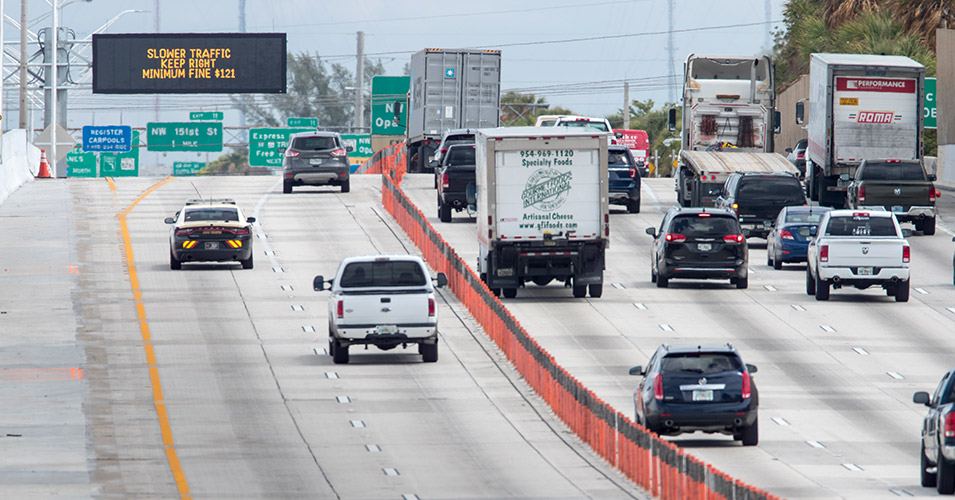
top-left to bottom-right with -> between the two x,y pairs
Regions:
164,217 -> 175,224
246,217 -> 256,223
914,391 -> 931,406
393,101 -> 404,119
645,227 -> 656,238
773,110 -> 781,134
839,173 -> 850,182
429,160 -> 440,168
810,226 -> 818,236
435,273 -> 448,288
929,174 -> 937,182
785,148 -> 792,153
667,108 -> 677,132
746,363 -> 758,374
346,145 -> 355,152
901,228 -> 914,238
628,366 -> 644,376
313,276 -> 327,291
742,228 -> 752,237
795,101 -> 805,125
615,132 -> 623,139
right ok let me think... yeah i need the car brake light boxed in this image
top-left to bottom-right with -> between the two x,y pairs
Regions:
330,148 -> 347,157
723,234 -> 744,243
796,152 -> 804,159
858,185 -> 865,203
820,244 -> 829,262
903,245 -> 910,263
428,298 -> 436,317
946,413 -> 955,438
284,149 -> 300,158
441,148 -> 448,155
654,374 -> 663,401
741,372 -> 751,399
233,227 -> 250,236
336,300 -> 344,319
629,166 -> 636,178
929,185 -> 937,202
697,213 -> 711,217
780,230 -> 794,240
442,173 -> 450,189
666,233 -> 687,242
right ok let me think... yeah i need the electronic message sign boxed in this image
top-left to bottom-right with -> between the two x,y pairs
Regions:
93,33 -> 287,94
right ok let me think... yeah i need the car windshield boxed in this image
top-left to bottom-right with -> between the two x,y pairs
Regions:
669,215 -> 739,237
661,353 -> 742,374
445,147 -> 475,166
859,162 -> 925,181
538,120 -> 558,127
738,177 -> 805,202
339,261 -> 427,288
825,215 -> 897,236
609,150 -> 635,166
557,120 -> 609,132
785,211 -> 826,224
183,208 -> 239,222
291,136 -> 338,151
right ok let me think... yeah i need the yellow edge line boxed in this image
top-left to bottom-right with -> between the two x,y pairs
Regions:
106,177 -> 116,191
118,176 -> 192,499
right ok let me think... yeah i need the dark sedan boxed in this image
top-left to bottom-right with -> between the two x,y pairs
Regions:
646,207 -> 749,288
629,343 -> 759,445
766,205 -> 831,269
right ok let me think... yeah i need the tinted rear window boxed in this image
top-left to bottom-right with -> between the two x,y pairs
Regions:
785,211 -> 826,224
340,261 -> 427,288
609,150 -> 635,166
183,208 -> 239,222
291,136 -> 338,151
825,215 -> 897,236
557,120 -> 609,132
445,134 -> 474,143
859,162 -> 925,181
445,147 -> 475,166
738,177 -> 805,201
661,353 -> 742,374
670,215 -> 739,237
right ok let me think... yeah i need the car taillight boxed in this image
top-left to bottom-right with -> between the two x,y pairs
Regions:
930,184 -> 937,202
174,228 -> 191,236
741,372 -> 751,399
233,227 -> 250,235
796,152 -> 804,159
330,148 -> 347,157
780,230 -> 794,240
858,185 -> 866,203
336,300 -> 344,319
945,413 -> 955,438
428,298 -> 436,317
723,234 -> 744,243
820,244 -> 829,262
284,149 -> 300,158
654,374 -> 663,401
442,173 -> 450,189
666,233 -> 687,242
629,166 -> 637,178
440,148 -> 448,155
903,245 -> 910,263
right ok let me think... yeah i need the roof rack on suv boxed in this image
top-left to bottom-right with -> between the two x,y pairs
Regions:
185,198 -> 237,206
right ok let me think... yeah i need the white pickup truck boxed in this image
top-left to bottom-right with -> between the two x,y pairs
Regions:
314,255 -> 448,364
806,209 -> 911,302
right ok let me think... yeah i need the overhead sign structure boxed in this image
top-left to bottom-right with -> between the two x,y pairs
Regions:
92,33 -> 287,94
371,76 -> 409,135
248,127 -> 311,167
82,125 -> 132,152
925,77 -> 936,130
173,162 -> 205,176
190,111 -> 223,121
287,117 -> 318,128
147,122 -> 223,152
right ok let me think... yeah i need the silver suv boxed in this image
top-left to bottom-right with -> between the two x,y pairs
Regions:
282,131 -> 353,193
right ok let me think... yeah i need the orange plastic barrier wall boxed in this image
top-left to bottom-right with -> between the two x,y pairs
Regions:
367,143 -> 781,500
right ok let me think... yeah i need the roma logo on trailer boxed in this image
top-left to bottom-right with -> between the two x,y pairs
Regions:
856,111 -> 896,124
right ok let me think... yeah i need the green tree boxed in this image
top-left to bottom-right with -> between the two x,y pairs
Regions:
500,91 -> 576,126
200,149 -> 250,175
609,99 -> 682,176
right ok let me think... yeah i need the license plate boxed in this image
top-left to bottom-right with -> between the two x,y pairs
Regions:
692,390 -> 713,401
376,325 -> 397,334
857,266 -> 873,276
698,243 -> 712,251
204,241 -> 219,250
892,205 -> 903,212
309,159 -> 322,165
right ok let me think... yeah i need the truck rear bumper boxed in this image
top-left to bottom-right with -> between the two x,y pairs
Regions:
894,206 -> 936,222
485,241 -> 606,288
818,266 -> 910,284
335,324 -> 437,343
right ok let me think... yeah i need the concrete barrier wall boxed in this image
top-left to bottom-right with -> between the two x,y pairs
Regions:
0,129 -> 41,205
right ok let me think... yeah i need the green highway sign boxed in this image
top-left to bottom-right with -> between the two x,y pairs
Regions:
286,117 -> 318,128
341,134 -> 373,159
173,162 -> 205,176
371,76 -> 409,135
248,127 -> 311,167
66,146 -> 97,177
190,111 -> 224,121
925,77 -> 936,130
100,131 -> 141,177
147,122 -> 222,152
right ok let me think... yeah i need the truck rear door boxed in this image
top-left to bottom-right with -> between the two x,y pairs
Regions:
336,260 -> 432,327
822,214 -> 904,268
832,76 -> 919,162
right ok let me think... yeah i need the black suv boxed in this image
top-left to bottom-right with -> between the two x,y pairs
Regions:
629,343 -> 759,446
608,145 -> 641,213
430,128 -> 476,188
715,172 -> 807,239
646,207 -> 749,288
436,144 -> 476,223
282,131 -> 353,193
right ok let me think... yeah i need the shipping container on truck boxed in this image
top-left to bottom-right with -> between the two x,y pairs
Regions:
406,48 -> 501,174
670,54 -> 783,207
806,53 -> 925,207
475,127 -> 610,299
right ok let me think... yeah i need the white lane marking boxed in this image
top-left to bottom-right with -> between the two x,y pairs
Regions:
291,305 -> 304,311
806,440 -> 826,449
772,417 -> 790,426
792,304 -> 806,312
749,268 -> 757,274
350,420 -> 365,428
383,468 -> 399,476
948,307 -> 955,315
887,372 -> 904,380
889,488 -> 914,497
842,463 -> 863,472
265,250 -> 276,257
820,325 -> 836,333
313,348 -> 326,356
612,283 -> 625,289
852,347 -> 870,356
302,325 -> 316,333
402,495 -> 420,500
281,285 -> 294,292
366,444 -> 381,452
273,266 -> 285,273
659,324 -> 674,332
915,287 -> 929,295
336,396 -> 351,403
633,303 -> 648,310
325,372 -> 339,379
764,285 -> 777,292
253,179 -> 284,272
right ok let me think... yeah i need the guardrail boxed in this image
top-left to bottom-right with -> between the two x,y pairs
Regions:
361,143 -> 781,500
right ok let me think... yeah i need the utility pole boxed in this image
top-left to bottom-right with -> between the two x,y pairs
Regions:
354,31 -> 364,133
18,0 -> 28,129
667,0 -> 676,104
239,0 -> 247,141
153,0 -> 159,123
623,81 -> 630,129
51,0 -> 57,175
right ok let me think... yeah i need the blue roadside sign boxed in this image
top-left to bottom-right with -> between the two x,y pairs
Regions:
83,125 -> 132,152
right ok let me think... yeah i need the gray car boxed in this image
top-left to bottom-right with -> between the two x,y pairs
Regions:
282,131 -> 354,193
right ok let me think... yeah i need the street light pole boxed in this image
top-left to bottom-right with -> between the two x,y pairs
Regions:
18,0 -> 27,129
51,0 -> 57,175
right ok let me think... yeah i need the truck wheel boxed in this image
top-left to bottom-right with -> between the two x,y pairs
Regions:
573,284 -> 587,298
895,279 -> 910,302
656,273 -> 669,288
588,284 -> 603,298
340,179 -> 350,193
627,199 -> 640,214
923,217 -> 937,236
814,274 -> 830,301
169,250 -> 182,270
503,288 -> 517,299
438,200 -> 452,223
736,275 -> 748,289
283,180 -> 293,194
806,267 -> 816,295
772,251 -> 783,270
766,252 -> 772,267
332,341 -> 349,364
923,441 -> 938,487
939,449 -> 955,494
740,418 -> 758,446
420,342 -> 438,363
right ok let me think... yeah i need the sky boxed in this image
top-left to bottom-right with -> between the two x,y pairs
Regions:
0,0 -> 789,167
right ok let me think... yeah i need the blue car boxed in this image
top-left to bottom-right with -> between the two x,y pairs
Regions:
608,145 -> 641,213
766,205 -> 831,269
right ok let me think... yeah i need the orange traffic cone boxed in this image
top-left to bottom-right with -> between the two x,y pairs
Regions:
37,150 -> 52,178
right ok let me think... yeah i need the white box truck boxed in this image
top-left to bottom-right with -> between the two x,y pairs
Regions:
405,48 -> 501,174
475,127 -> 609,299
805,53 -> 925,207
